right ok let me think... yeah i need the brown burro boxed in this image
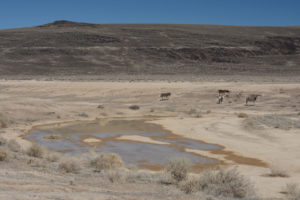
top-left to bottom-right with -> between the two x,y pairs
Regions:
218,89 -> 230,96
160,92 -> 171,101
246,94 -> 261,105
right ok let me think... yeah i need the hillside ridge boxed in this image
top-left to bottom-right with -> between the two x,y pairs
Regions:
0,21 -> 300,79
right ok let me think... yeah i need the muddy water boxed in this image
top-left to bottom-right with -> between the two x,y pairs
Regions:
25,119 -> 221,170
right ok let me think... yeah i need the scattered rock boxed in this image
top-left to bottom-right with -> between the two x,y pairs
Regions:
97,105 -> 104,109
78,113 -> 89,117
129,105 -> 140,110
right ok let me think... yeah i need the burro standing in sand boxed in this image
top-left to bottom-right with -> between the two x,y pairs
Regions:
245,94 -> 261,105
160,92 -> 171,101
217,89 -> 230,104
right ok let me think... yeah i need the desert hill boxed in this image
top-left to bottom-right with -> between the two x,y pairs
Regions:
0,20 -> 299,79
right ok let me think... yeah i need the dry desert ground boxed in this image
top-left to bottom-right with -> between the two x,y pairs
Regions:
0,79 -> 300,200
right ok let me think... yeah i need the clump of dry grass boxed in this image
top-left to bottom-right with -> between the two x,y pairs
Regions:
46,152 -> 61,162
7,139 -> 21,152
0,120 -> 7,128
179,178 -> 199,194
59,158 -> 81,173
97,105 -> 104,109
237,113 -> 248,118
158,169 -> 174,185
285,183 -> 300,200
27,144 -> 44,158
166,158 -> 190,182
244,119 -> 254,127
195,114 -> 202,118
0,147 -> 10,161
101,112 -> 108,116
188,108 -> 197,115
126,170 -> 163,184
129,105 -> 140,110
0,137 -> 7,146
267,166 -> 289,177
198,167 -> 254,198
78,112 -> 89,117
206,110 -> 211,114
28,158 -> 47,168
90,153 -> 123,172
106,170 -> 125,183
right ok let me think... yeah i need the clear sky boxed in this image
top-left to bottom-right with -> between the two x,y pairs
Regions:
0,0 -> 299,29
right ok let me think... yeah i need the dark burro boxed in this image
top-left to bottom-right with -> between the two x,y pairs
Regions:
246,94 -> 261,105
160,92 -> 171,100
0,20 -> 300,79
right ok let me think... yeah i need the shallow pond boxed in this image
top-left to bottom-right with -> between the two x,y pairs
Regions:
25,119 -> 221,170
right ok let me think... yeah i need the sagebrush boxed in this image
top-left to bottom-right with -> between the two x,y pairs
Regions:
166,158 -> 190,182
268,166 -> 289,177
285,183 -> 300,200
198,167 -> 254,198
90,153 -> 123,171
46,152 -> 61,162
7,139 -> 21,152
59,158 -> 81,173
0,147 -> 10,161
179,178 -> 199,194
27,144 -> 44,158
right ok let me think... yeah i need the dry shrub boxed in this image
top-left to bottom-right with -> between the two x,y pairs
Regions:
196,114 -> 202,118
198,167 -> 254,198
0,137 -> 7,146
179,178 -> 199,194
206,110 -> 211,114
237,113 -> 248,118
59,158 -> 81,173
29,158 -> 47,168
126,170 -> 162,184
0,120 -> 7,128
268,166 -> 289,177
106,170 -> 125,183
245,119 -> 254,127
101,112 -> 108,116
27,144 -> 44,158
285,183 -> 300,200
97,105 -> 104,109
0,147 -> 10,161
167,158 -> 190,182
188,108 -> 197,115
46,152 -> 61,162
90,153 -> 123,172
78,113 -> 89,117
129,105 -> 140,110
158,169 -> 174,185
7,139 -> 21,152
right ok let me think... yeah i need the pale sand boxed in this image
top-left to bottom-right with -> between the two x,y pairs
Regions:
83,137 -> 102,143
117,135 -> 170,145
0,80 -> 300,199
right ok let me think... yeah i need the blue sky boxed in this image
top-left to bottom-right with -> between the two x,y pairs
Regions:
0,0 -> 299,29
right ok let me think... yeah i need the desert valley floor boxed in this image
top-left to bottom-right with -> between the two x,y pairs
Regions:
0,79 -> 300,199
